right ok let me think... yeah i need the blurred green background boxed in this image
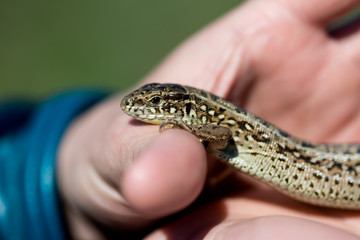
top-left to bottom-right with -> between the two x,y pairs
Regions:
0,1 -> 243,100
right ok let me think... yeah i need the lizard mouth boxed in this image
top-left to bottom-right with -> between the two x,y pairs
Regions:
122,105 -> 164,124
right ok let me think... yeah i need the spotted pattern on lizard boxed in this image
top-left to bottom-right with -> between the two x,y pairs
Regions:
120,83 -> 360,209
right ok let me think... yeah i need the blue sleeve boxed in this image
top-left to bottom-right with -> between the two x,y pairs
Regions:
0,90 -> 108,240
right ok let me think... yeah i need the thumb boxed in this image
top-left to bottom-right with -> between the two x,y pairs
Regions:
121,129 -> 207,218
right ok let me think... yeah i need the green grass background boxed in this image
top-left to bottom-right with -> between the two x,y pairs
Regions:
0,1 -> 243,100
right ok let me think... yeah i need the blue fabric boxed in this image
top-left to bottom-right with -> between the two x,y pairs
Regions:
0,90 -> 107,240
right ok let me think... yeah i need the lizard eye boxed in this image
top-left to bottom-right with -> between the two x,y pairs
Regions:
150,96 -> 162,104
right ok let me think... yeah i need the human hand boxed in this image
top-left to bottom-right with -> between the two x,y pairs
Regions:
58,0 -> 360,239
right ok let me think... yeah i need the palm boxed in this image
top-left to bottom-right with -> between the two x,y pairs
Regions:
240,10 -> 360,143
145,0 -> 360,238
231,6 -> 360,238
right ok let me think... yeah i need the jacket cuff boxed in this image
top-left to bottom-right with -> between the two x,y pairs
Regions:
0,90 -> 107,240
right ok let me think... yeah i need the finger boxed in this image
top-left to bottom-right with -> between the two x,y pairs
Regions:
58,98 -> 206,230
121,129 -> 207,218
209,216 -> 359,240
275,0 -> 360,26
146,213 -> 359,239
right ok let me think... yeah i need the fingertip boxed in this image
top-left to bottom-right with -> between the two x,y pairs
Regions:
121,129 -> 207,218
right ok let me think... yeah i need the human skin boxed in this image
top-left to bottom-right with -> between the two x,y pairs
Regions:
57,0 -> 360,239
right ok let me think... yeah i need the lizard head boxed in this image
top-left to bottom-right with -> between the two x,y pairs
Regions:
120,83 -> 193,124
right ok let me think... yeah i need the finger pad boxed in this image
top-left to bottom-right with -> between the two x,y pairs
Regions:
122,130 -> 207,217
